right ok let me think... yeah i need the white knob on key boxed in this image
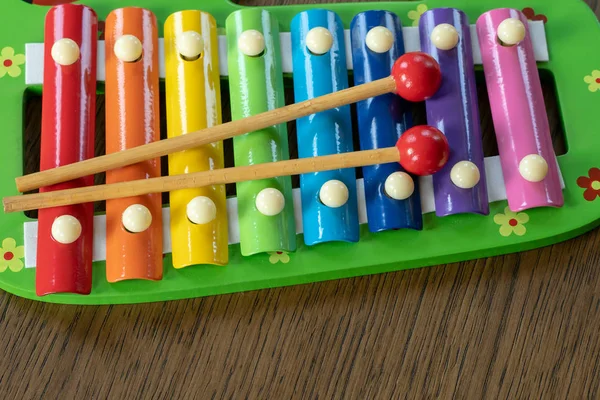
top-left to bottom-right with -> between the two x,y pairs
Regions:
51,215 -> 82,244
186,196 -> 217,224
366,26 -> 394,53
238,29 -> 265,57
450,161 -> 481,189
177,31 -> 204,60
305,27 -> 333,55
51,38 -> 80,66
256,188 -> 285,216
114,34 -> 143,62
384,171 -> 415,200
122,204 -> 152,233
497,18 -> 526,46
319,180 -> 349,208
430,23 -> 459,50
519,154 -> 548,182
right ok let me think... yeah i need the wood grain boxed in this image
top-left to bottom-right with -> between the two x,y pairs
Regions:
2,1 -> 600,399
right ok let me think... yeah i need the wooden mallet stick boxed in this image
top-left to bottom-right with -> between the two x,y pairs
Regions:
3,126 -> 449,213
14,52 -> 442,193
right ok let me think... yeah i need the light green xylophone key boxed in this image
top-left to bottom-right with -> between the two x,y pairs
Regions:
226,8 -> 297,256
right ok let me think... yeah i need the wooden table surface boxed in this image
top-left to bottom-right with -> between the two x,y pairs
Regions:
2,0 -> 599,398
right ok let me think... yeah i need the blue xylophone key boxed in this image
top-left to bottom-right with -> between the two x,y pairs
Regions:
350,10 -> 423,232
291,9 -> 359,245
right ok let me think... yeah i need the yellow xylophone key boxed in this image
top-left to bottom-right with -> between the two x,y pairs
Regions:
164,10 -> 228,268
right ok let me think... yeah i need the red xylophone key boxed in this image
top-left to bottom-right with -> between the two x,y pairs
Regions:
36,4 -> 97,296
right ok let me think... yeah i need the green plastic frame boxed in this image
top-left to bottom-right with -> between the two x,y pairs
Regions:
0,0 -> 598,304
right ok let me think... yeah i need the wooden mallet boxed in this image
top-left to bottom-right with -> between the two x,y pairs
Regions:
4,125 -> 450,212
4,52 -> 447,212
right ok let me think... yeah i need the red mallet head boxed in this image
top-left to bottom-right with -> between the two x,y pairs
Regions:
396,125 -> 449,176
392,52 -> 442,102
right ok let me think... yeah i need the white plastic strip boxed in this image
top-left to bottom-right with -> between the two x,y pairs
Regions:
22,154 -> 565,268
25,21 -> 548,85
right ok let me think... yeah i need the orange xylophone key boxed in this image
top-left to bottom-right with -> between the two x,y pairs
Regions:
104,7 -> 163,282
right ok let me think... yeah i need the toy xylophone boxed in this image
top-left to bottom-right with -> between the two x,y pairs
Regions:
0,0 -> 598,305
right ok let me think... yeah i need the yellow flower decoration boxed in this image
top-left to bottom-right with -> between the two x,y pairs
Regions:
408,4 -> 428,27
493,206 -> 529,237
584,70 -> 600,92
0,47 -> 25,79
268,251 -> 290,264
0,238 -> 25,272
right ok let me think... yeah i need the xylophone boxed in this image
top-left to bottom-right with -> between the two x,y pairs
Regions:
0,0 -> 598,305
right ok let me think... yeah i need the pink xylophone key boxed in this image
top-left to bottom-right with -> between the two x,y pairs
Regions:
476,9 -> 563,212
